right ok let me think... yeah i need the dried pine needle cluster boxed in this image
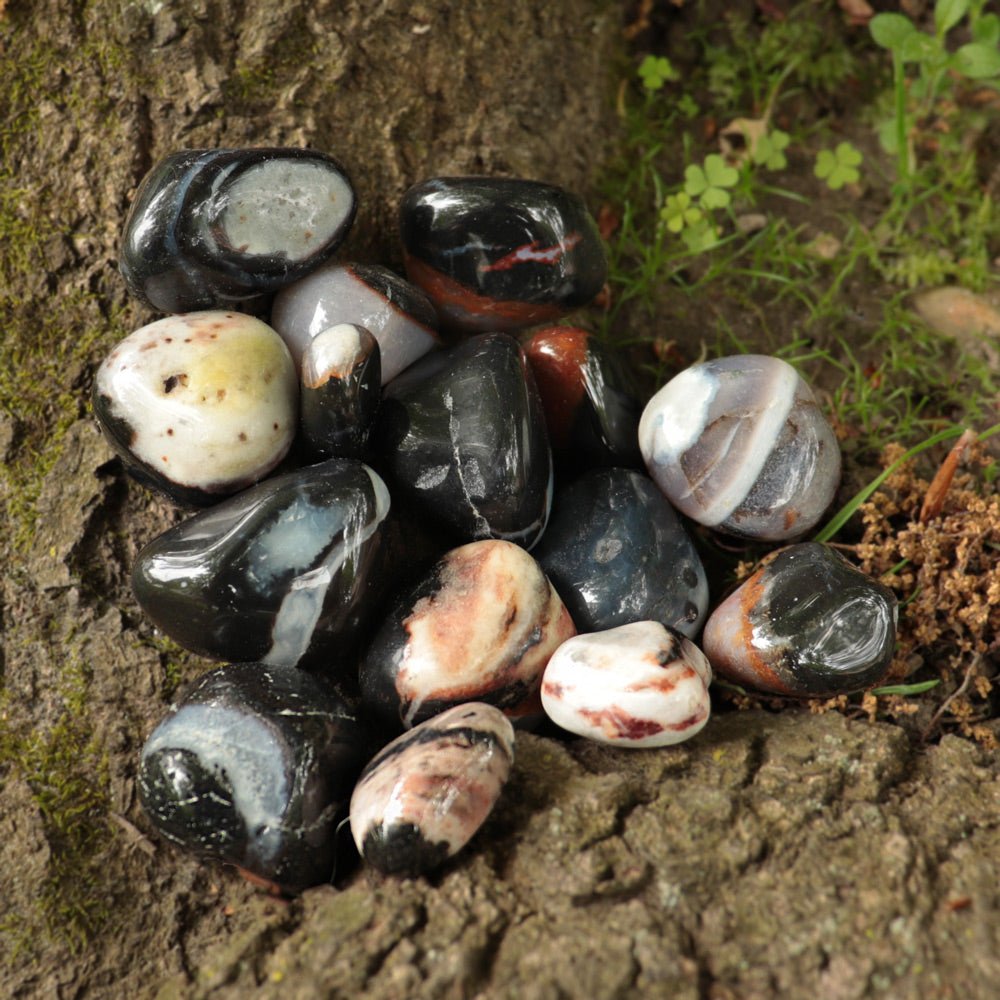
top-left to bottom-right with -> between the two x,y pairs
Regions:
849,442 -> 999,742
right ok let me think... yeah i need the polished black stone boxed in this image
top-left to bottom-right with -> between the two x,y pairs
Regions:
399,177 -> 607,332
533,468 -> 709,638
132,459 -> 392,669
300,324 -> 381,460
120,148 -> 355,314
374,333 -> 553,548
138,662 -> 368,893
523,326 -> 642,472
704,542 -> 899,697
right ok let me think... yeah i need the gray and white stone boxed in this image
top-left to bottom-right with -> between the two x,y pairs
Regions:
350,702 -> 515,877
271,262 -> 441,383
92,311 -> 297,506
638,354 -> 841,541
541,621 -> 712,748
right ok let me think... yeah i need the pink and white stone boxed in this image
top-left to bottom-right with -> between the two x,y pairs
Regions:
92,311 -> 297,505
361,539 -> 577,728
350,703 -> 515,876
541,621 -> 712,748
638,354 -> 840,541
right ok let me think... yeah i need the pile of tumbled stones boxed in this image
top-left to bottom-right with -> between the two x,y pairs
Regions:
93,147 -> 899,892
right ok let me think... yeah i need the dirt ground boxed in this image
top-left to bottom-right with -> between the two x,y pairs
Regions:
2,1 -> 1000,997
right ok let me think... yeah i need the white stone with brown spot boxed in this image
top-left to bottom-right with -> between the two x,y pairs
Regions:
94,311 -> 296,497
541,621 -> 712,748
350,703 -> 515,876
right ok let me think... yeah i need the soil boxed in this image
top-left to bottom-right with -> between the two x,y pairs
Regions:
1,1 -> 999,998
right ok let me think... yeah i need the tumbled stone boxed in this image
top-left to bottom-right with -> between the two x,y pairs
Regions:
523,326 -> 642,470
541,621 -> 712,748
350,703 -> 515,877
138,662 -> 367,893
375,332 -> 553,548
703,542 -> 898,697
300,324 -> 381,460
361,540 -> 576,729
132,459 -> 392,668
638,354 -> 841,541
533,467 -> 708,638
120,148 -> 356,314
399,177 -> 607,332
271,262 -> 441,383
92,311 -> 297,506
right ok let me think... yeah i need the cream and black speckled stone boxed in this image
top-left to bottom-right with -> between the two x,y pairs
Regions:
361,540 -> 576,729
120,148 -> 356,314
300,323 -> 381,460
703,542 -> 898,697
92,311 -> 297,506
139,662 -> 368,893
639,355 -> 840,541
271,262 -> 440,384
541,621 -> 712,748
350,703 -> 515,877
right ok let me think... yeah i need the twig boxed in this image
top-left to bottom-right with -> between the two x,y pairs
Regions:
108,812 -> 157,856
920,656 -> 981,743
920,428 -> 976,523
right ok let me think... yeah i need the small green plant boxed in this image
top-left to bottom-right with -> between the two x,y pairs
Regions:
638,54 -> 678,92
814,141 -> 863,190
870,0 -> 1000,184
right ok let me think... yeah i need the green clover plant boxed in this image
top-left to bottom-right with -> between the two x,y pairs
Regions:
814,142 -> 863,190
638,55 -> 678,92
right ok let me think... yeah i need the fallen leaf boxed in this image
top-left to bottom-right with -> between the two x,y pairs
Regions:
838,0 -> 874,27
719,117 -> 767,166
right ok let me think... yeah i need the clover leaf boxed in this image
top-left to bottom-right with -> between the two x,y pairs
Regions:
638,55 -> 678,92
752,129 -> 791,171
661,192 -> 703,234
681,219 -> 722,253
684,154 -> 739,210
814,142 -> 863,190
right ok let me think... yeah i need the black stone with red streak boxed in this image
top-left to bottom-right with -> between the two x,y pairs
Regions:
399,177 -> 607,332
523,326 -> 642,471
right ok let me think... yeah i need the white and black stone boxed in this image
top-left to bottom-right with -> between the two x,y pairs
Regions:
374,333 -> 553,549
639,355 -> 841,541
92,311 -> 297,506
300,323 -> 381,460
271,262 -> 440,384
132,459 -> 393,669
533,468 -> 708,638
138,662 -> 368,893
350,703 -> 514,877
523,325 -> 642,472
703,542 -> 899,697
399,177 -> 607,333
541,621 -> 712,748
360,540 -> 576,729
120,148 -> 356,314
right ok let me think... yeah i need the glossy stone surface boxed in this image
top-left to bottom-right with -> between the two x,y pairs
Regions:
541,622 -> 712,748
300,324 -> 381,460
120,148 -> 355,314
523,326 -> 642,470
399,177 -> 607,333
533,468 -> 708,638
703,542 -> 898,697
93,311 -> 297,506
350,703 -> 514,877
361,540 -> 576,729
639,355 -> 841,541
271,262 -> 440,383
132,460 -> 392,668
139,662 -> 367,893
375,333 -> 553,548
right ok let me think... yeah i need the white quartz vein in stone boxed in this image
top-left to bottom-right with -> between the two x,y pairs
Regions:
263,466 -> 390,666
443,389 -> 491,538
